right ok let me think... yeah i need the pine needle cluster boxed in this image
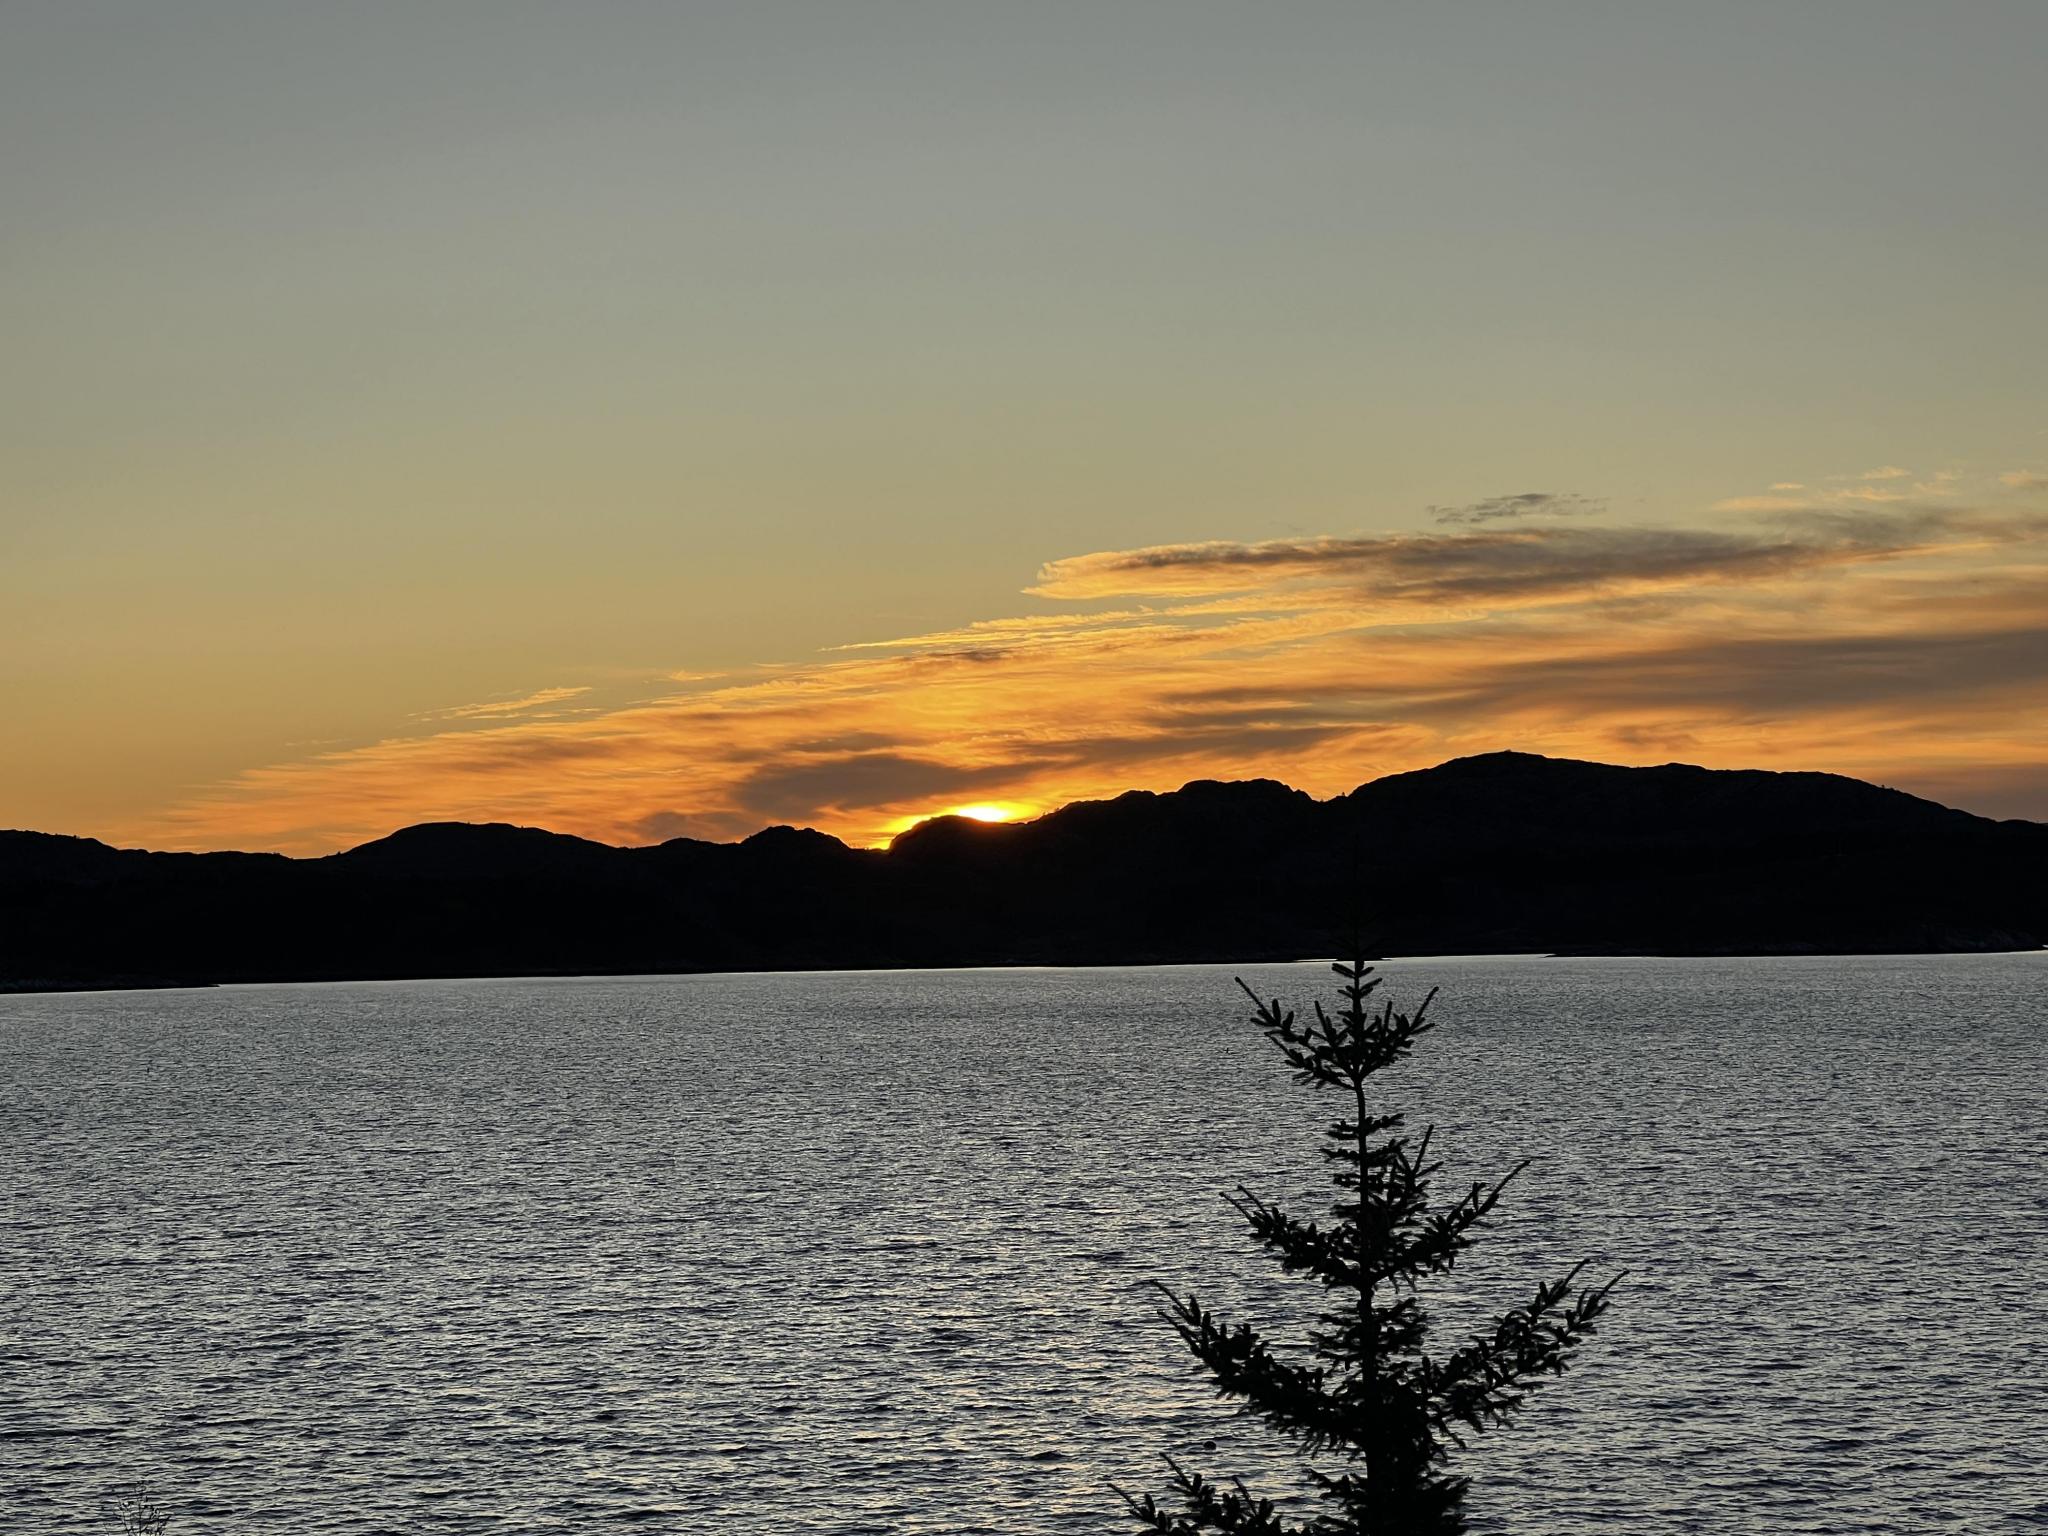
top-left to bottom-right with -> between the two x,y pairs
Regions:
1120,960 -> 1617,1534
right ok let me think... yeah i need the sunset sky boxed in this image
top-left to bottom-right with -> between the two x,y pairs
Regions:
5,3 -> 2045,853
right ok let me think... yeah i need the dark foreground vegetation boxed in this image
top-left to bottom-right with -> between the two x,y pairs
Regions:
1123,962 -> 1614,1532
4,753 -> 2044,992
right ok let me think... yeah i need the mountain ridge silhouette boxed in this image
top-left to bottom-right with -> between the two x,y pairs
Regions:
5,752 -> 2043,992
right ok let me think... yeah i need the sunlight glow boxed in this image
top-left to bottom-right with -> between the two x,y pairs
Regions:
114,473 -> 2048,854
949,802 -> 1025,823
876,801 -> 1038,846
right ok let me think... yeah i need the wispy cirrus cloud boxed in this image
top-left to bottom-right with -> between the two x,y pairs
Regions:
1426,491 -> 1605,527
127,471 -> 2048,853
1716,466 -> 1978,513
419,685 -> 591,722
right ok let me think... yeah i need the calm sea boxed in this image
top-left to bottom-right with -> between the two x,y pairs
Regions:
3,955 -> 2044,1533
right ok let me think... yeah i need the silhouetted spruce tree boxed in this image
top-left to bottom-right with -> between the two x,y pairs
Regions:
1120,959 -> 1618,1534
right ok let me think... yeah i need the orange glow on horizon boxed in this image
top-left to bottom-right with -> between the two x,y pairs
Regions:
89,472 -> 2048,855
949,802 -> 1029,824
877,801 -> 1038,845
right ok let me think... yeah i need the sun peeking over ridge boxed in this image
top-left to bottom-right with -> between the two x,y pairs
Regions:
950,803 -> 1026,824
881,801 -> 1037,845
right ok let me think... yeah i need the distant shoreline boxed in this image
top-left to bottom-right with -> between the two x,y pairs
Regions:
6,942 -> 2045,999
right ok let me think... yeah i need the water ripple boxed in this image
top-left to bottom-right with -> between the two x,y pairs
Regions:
2,954 -> 2044,1532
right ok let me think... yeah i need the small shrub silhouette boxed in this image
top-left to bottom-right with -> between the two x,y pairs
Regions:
1120,959 -> 1618,1534
111,1483 -> 170,1536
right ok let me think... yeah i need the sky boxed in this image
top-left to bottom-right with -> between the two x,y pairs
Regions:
4,2 -> 2044,853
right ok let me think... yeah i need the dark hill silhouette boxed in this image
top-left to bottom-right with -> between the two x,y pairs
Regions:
334,821 -> 628,880
3,753 -> 2042,992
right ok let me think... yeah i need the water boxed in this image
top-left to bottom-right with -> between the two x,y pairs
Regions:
3,955 -> 2044,1533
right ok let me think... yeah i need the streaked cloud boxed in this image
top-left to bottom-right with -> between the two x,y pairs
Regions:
732,752 -> 1040,823
124,471 -> 2048,853
422,686 -> 591,722
1027,504 -> 2044,605
1426,491 -> 1605,527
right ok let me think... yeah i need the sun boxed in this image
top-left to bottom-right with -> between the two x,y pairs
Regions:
877,800 -> 1037,844
948,802 -> 1022,824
